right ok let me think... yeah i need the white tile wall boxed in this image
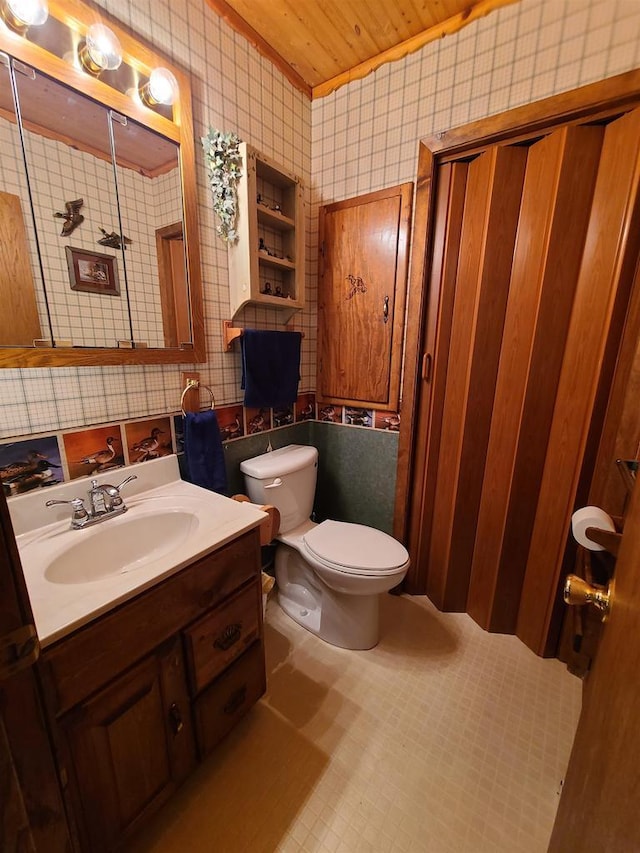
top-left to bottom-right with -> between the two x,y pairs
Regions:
1,0 -> 640,438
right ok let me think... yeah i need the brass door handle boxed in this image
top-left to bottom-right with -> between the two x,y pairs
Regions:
563,574 -> 613,620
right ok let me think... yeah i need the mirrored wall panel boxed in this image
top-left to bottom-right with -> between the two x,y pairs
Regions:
0,55 -> 51,347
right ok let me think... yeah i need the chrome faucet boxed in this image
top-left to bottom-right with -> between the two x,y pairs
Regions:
46,474 -> 137,529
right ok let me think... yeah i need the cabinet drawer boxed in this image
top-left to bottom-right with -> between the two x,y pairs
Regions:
185,581 -> 261,695
193,641 -> 265,757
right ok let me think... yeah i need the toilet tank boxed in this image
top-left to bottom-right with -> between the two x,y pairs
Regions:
240,445 -> 318,533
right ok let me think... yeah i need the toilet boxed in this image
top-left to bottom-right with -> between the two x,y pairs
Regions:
240,444 -> 410,649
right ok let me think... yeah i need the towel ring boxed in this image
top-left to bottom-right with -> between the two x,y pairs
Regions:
180,379 -> 216,416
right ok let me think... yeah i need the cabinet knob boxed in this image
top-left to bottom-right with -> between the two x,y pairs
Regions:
383,295 -> 390,323
214,623 -> 242,651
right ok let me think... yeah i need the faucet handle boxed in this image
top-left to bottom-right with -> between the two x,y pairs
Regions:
114,474 -> 137,492
45,497 -> 89,522
99,474 -> 137,509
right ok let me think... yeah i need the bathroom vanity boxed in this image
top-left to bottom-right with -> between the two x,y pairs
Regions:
11,458 -> 266,852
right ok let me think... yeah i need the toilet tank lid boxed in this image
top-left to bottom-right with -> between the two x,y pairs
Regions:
240,444 -> 318,479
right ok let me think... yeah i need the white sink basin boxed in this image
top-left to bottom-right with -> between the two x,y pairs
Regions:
11,456 -> 266,647
44,509 -> 199,585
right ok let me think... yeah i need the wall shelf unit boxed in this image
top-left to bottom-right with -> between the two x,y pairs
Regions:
228,143 -> 305,321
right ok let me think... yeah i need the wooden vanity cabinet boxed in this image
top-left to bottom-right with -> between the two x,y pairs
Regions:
40,529 -> 265,852
59,637 -> 195,852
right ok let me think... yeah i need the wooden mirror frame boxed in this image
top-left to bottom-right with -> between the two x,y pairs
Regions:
0,0 -> 205,367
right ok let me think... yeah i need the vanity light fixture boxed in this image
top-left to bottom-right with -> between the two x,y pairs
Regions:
139,67 -> 179,107
0,0 -> 48,35
78,22 -> 122,74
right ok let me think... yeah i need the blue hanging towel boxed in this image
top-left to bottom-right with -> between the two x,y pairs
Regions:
183,410 -> 228,494
241,329 -> 302,408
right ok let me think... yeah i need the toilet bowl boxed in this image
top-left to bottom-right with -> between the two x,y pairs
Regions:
240,445 -> 410,649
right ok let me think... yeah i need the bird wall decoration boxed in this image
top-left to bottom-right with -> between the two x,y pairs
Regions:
97,228 -> 132,250
54,198 -> 84,236
0,450 -> 55,482
131,428 -> 166,462
79,436 -> 116,467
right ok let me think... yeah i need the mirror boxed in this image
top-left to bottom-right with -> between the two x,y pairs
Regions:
0,1 -> 204,366
13,63 -> 132,348
110,114 -> 191,348
0,55 -> 50,347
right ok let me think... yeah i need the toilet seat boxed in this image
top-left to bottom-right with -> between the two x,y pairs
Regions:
303,520 -> 409,576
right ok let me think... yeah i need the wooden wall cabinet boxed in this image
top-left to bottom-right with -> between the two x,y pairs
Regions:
41,530 -> 265,852
228,142 -> 305,321
317,183 -> 413,411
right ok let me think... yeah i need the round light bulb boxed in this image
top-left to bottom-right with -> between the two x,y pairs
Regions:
4,0 -> 48,28
84,23 -> 122,72
147,67 -> 179,106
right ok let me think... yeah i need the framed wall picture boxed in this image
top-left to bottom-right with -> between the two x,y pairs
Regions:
65,246 -> 120,295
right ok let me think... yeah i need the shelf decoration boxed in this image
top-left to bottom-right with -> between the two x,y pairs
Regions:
201,128 -> 243,243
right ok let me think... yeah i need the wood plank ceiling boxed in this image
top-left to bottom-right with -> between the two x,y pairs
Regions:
206,0 -> 520,99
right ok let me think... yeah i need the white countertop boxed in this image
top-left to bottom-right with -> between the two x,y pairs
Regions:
10,457 -> 266,648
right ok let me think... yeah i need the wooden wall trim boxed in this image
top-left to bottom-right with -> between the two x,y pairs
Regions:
205,0 -> 312,99
424,69 -> 640,157
312,0 -> 519,99
394,144 -> 435,544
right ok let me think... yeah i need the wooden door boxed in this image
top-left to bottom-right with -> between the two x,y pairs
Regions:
61,638 -> 195,851
517,108 -> 640,654
0,191 -> 43,346
548,473 -> 640,851
425,145 -> 527,610
0,491 -> 71,851
404,104 -> 640,657
467,124 -> 603,632
156,222 -> 190,347
318,183 -> 412,411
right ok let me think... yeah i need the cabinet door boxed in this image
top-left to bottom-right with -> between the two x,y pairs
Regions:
318,183 -> 412,410
61,637 -> 195,852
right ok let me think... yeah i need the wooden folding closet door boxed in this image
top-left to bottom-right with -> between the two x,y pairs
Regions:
517,108 -> 640,654
425,145 -> 527,610
466,125 -> 604,633
406,103 -> 640,655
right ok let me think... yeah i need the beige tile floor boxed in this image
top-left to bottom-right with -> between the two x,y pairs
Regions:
127,593 -> 582,853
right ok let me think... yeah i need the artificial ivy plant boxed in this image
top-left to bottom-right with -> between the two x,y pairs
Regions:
201,128 -> 243,243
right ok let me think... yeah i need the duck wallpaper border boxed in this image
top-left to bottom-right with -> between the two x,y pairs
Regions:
0,435 -> 63,496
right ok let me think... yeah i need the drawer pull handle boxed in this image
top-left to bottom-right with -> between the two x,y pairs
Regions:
214,623 -> 242,651
168,702 -> 184,735
223,686 -> 247,715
